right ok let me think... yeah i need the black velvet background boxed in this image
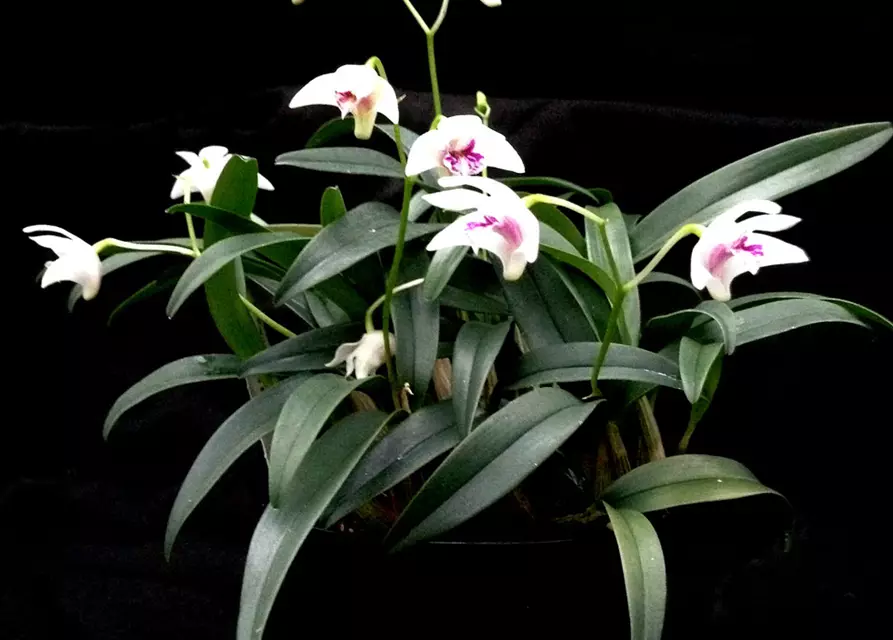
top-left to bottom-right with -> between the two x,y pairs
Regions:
3,2 -> 891,638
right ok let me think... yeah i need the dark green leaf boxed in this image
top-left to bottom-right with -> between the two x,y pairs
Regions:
422,246 -> 468,302
104,354 -> 243,438
305,289 -> 350,327
408,190 -> 433,222
167,203 -> 266,235
538,222 -> 581,256
439,286 -> 508,315
108,274 -> 180,326
603,503 -> 666,640
164,374 -> 311,558
640,271 -> 701,296
541,245 -> 617,298
630,122 -> 893,260
678,338 -> 723,404
601,454 -> 783,512
687,352 -> 723,439
376,124 -> 420,153
240,323 -> 362,376
499,176 -> 606,205
387,388 -> 599,550
276,147 -> 404,178
529,201 -> 586,255
649,300 -> 739,354
237,410 -> 391,640
727,291 -> 892,332
325,402 -> 460,526
247,274 -> 317,329
320,186 -> 347,226
452,321 -> 512,436
212,155 -> 259,217
312,276 -> 370,320
305,118 -> 354,148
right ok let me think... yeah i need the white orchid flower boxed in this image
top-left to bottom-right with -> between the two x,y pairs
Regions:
424,176 -> 539,281
289,64 -> 400,140
170,145 -> 274,203
326,330 -> 396,380
405,115 -> 524,178
690,199 -> 809,301
480,0 -> 502,6
24,225 -> 102,300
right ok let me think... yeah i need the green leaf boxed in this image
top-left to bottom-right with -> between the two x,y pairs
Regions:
237,409 -> 391,640
164,374 -> 311,558
678,338 -> 723,404
507,342 -> 681,391
499,176 -> 606,205
600,454 -> 783,512
498,265 -> 562,350
320,186 -> 347,226
538,221 -> 581,256
537,254 -> 610,341
305,290 -> 350,327
529,201 -> 586,255
649,300 -> 739,354
376,124 -> 420,153
246,274 -> 317,329
630,122 -> 893,260
68,250 -> 169,311
451,321 -> 512,436
107,273 -> 181,326
727,291 -> 892,332
541,245 -> 617,298
212,155 -> 259,217
391,249 -> 439,404
305,118 -> 354,148
585,203 -> 640,344
268,373 -> 379,507
104,354 -> 243,438
639,271 -> 701,296
166,232 -> 307,318
422,246 -> 469,302
603,504 -> 666,640
386,388 -> 599,551
167,203 -> 267,235
325,402 -> 461,526
240,323 -> 363,377
312,276 -> 370,320
439,286 -> 508,315
274,202 -> 442,304
276,147 -> 404,178
688,351 -> 723,435
408,190 -> 433,222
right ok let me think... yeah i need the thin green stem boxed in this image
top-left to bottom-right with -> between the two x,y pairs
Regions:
182,189 -> 200,256
521,193 -> 606,226
678,419 -> 697,454
622,223 -> 704,292
402,0 -> 430,31
92,238 -> 196,258
426,33 -> 442,119
589,287 -> 625,396
365,277 -> 425,334
238,294 -> 297,339
430,0 -> 450,34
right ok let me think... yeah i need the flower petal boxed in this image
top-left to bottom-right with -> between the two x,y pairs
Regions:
476,127 -> 525,173
512,204 -> 541,263
437,175 -> 518,200
200,146 -> 229,160
257,172 -> 275,192
352,110 -> 377,140
375,78 -> 400,124
289,72 -> 339,109
29,234 -> 78,257
426,215 -> 480,253
749,233 -> 810,268
326,339 -> 363,368
405,130 -> 448,176
480,0 -> 502,6
689,238 -> 713,290
334,65 -> 380,97
175,151 -> 200,167
740,214 -> 801,233
422,188 -> 489,212
710,199 -> 782,229
23,224 -> 82,242
437,114 -> 483,134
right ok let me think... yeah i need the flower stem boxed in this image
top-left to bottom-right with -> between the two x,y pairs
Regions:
183,189 -> 201,256
622,223 -> 704,292
402,0 -> 430,31
364,278 -> 425,334
589,287 -> 625,396
92,238 -> 197,258
430,0 -> 450,34
238,294 -> 297,339
678,419 -> 697,454
425,33 -> 442,119
521,193 -> 606,226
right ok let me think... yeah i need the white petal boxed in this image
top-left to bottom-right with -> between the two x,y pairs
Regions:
374,78 -> 400,124
709,254 -> 752,301
705,276 -> 732,302
740,214 -> 801,233
689,238 -> 713,290
334,64 -> 380,97
749,234 -> 810,268
405,130 -> 448,176
289,72 -> 339,109
352,110 -> 377,140
257,172 -> 275,192
501,250 -> 529,280
175,151 -> 200,167
510,205 -> 541,263
40,250 -> 101,300
481,0 -> 502,6
353,331 -> 393,380
200,145 -> 229,160
422,188 -> 489,212
29,234 -> 78,257
437,175 -> 518,201
476,127 -> 525,173
326,339 -> 363,368
437,114 -> 483,134
426,216 -> 479,252
23,224 -> 82,241
170,178 -> 185,200
709,199 -> 782,228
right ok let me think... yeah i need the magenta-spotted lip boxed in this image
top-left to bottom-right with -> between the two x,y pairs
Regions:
442,138 -> 485,176
465,214 -> 523,249
706,234 -> 764,276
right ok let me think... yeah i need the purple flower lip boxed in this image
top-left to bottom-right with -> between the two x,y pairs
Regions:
443,138 -> 485,176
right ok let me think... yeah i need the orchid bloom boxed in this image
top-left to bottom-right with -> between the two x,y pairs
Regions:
289,64 -> 400,140
326,330 -> 396,380
24,225 -> 102,300
424,176 -> 539,281
170,145 -> 274,203
690,200 -> 809,301
480,0 -> 502,6
405,115 -> 524,178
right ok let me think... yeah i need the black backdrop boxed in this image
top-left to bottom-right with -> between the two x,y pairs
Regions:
3,2 -> 891,638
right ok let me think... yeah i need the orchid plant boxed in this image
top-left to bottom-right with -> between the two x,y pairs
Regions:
25,2 -> 891,639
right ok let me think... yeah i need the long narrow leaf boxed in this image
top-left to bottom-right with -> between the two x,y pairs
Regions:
678,338 -> 724,404
240,323 -> 362,377
451,321 -> 512,436
276,147 -> 404,178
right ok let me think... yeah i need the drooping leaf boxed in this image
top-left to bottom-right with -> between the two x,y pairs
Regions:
305,289 -> 350,327
104,354 -> 243,438
685,352 -> 724,448
422,246 -> 469,302
678,338 -> 724,404
507,342 -> 682,391
236,410 -> 391,640
499,176 -> 606,205
325,402 -> 461,526
274,202 -> 442,303
164,374 -> 312,558
68,250 -> 172,311
408,190 -> 433,222
320,186 -> 347,226
439,286 -> 508,315
603,503 -> 666,640
529,201 -> 587,255
639,271 -> 702,296
107,273 -> 181,326
541,244 -> 617,298
600,454 -> 783,512
167,203 -> 267,235
451,321 -> 512,436
630,122 -> 893,260
386,388 -> 600,550
268,373 -> 380,507
276,147 -> 404,178
240,323 -> 363,377
727,291 -> 892,332
649,299 -> 739,354
246,274 -> 317,329
167,232 -> 307,318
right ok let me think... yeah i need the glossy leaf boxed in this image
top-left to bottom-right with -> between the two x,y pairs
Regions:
439,286 -> 508,315
240,323 -> 362,376
678,338 -> 724,404
387,388 -> 599,551
541,244 -> 617,298
604,504 -> 666,640
276,147 -> 404,178
107,273 -> 181,326
422,246 -> 468,302
601,454 -> 783,512
529,201 -> 586,255
268,373 -> 378,507
640,271 -> 701,296
320,186 -> 347,226
727,292 -> 892,332
305,290 -> 350,327
167,203 -> 266,235
164,374 -> 311,558
630,122 -> 893,260
687,351 -> 723,439
325,402 -> 461,526
167,232 -> 306,318
507,342 -> 682,391
274,202 -> 442,303
391,250 -> 439,403
408,190 -> 433,222
649,299 -> 739,354
305,118 -> 354,148
237,410 -> 391,640
104,354 -> 243,438
499,176 -> 605,205
538,253 -> 610,340
451,321 -> 512,436
247,274 -> 317,329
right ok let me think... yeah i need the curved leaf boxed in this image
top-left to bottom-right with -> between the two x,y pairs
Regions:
538,253 -> 611,340
387,388 -> 600,551
678,338 -> 724,404
601,454 -> 783,512
320,186 -> 347,226
104,354 -> 243,438
240,323 -> 362,376
451,321 -> 512,436
640,271 -> 701,296
422,246 -> 469,302
164,374 -> 312,558
508,342 -> 681,391
630,122 -> 893,260
391,250 -> 439,403
305,118 -> 354,148
439,286 -> 508,315
649,299 -> 739,354
408,190 -> 433,222
529,201 -> 587,255
604,504 -> 666,640
247,274 -> 317,329
325,402 -> 460,526
237,410 -> 391,640
167,232 -> 306,317
541,245 -> 617,297
499,176 -> 606,205
276,147 -> 404,178
107,273 -> 181,326
167,203 -> 267,235
274,202 -> 442,303
727,291 -> 892,332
